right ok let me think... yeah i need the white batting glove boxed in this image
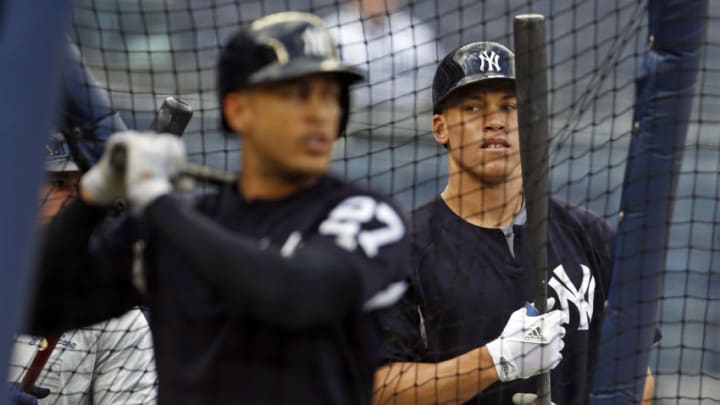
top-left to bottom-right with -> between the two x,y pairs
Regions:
121,131 -> 186,211
80,133 -> 128,206
512,393 -> 557,405
486,298 -> 568,382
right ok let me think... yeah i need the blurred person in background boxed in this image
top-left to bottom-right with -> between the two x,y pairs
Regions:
325,0 -> 446,136
8,39 -> 157,405
9,141 -> 157,405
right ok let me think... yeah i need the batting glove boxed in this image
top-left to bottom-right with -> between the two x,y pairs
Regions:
80,133 -> 128,206
512,393 -> 557,405
122,131 -> 186,211
485,298 -> 568,382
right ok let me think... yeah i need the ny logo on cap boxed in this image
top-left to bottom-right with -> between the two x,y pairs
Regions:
479,50 -> 501,72
302,27 -> 334,58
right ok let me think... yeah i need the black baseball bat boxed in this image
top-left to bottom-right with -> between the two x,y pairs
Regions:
110,97 -> 234,187
19,336 -> 59,393
514,13 -> 552,405
149,96 -> 193,135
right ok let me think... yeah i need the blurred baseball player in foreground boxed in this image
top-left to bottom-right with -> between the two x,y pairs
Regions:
29,12 -> 410,404
374,41 -> 653,404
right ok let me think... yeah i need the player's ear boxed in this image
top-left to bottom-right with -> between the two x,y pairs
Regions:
223,92 -> 250,134
432,114 -> 449,147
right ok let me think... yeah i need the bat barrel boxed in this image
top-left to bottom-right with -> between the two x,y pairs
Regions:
150,96 -> 193,136
514,12 -> 550,314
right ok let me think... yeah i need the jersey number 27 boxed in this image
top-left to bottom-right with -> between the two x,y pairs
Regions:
319,196 -> 405,258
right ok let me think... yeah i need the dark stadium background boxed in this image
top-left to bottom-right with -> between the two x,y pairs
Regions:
69,0 -> 719,402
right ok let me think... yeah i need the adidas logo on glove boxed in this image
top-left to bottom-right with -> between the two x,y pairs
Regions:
486,298 -> 569,381
523,326 -> 547,344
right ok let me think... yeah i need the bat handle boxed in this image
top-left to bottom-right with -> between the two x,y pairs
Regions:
525,302 -> 540,316
107,96 -> 192,177
109,143 -> 127,175
20,336 -> 60,392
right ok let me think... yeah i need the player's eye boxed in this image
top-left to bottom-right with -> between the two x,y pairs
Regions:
320,85 -> 342,104
462,104 -> 482,113
278,82 -> 310,101
501,103 -> 517,112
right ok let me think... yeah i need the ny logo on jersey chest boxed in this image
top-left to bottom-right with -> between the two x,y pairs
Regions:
548,264 -> 595,330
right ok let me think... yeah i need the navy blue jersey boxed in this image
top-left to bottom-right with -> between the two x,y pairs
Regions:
381,196 -> 613,405
40,176 -> 410,405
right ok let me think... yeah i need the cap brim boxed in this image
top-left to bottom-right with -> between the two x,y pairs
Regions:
434,74 -> 515,113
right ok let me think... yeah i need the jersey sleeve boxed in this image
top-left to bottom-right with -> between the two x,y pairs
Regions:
314,194 -> 412,312
375,282 -> 427,365
587,214 -> 615,292
29,199 -> 142,336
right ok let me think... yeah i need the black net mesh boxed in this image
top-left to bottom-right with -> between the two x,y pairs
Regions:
14,0 -> 720,404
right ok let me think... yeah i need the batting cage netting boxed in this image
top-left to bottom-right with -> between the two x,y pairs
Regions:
11,0 -> 719,404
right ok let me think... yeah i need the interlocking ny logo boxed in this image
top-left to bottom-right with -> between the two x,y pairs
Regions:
479,50 -> 501,72
302,27 -> 333,58
548,264 -> 595,330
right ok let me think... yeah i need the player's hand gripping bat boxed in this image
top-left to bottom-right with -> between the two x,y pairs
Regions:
20,96 -> 195,395
110,97 -> 234,189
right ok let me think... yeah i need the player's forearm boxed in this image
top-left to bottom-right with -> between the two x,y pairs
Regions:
146,195 -> 362,328
374,346 -> 498,405
28,198 -> 121,335
38,197 -> 106,265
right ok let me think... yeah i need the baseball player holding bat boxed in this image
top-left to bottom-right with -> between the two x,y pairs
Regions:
373,42 -> 653,404
28,11 -> 411,405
